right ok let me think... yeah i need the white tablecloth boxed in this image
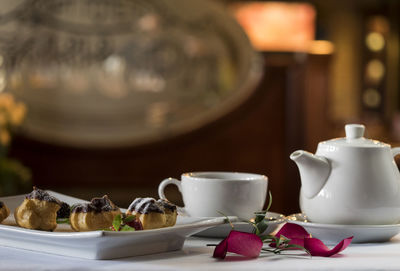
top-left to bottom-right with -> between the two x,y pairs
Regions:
1,235 -> 400,271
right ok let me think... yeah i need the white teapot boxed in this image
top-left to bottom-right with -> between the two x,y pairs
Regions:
290,124 -> 400,225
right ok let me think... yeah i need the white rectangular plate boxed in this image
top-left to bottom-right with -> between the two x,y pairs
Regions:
0,191 -> 227,259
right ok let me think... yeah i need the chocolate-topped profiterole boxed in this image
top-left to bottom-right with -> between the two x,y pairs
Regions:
157,199 -> 177,227
70,195 -> 120,231
26,188 -> 71,219
14,187 -> 62,231
0,201 -> 10,223
128,198 -> 164,214
126,198 -> 177,230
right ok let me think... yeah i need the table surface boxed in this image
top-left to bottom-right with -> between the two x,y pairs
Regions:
1,235 -> 400,271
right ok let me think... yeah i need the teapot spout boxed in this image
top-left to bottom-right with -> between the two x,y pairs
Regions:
290,150 -> 331,198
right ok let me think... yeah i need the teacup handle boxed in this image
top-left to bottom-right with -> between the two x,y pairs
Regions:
393,147 -> 400,157
158,178 -> 187,215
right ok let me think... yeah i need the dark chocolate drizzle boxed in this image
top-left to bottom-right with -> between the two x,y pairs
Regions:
128,198 -> 164,214
71,203 -> 88,213
26,187 -> 62,205
57,202 -> 71,219
157,199 -> 177,212
71,195 -> 118,214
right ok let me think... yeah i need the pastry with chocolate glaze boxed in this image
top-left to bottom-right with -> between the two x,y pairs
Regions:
0,201 -> 10,223
157,199 -> 177,227
126,198 -> 177,230
14,187 -> 62,231
127,198 -> 166,230
70,195 -> 120,232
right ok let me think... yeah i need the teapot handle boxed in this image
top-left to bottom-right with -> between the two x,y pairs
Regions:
392,147 -> 400,157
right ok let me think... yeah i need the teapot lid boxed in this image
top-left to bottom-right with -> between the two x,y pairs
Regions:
322,124 -> 389,148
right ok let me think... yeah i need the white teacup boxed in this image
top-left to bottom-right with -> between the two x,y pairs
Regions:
158,171 -> 268,220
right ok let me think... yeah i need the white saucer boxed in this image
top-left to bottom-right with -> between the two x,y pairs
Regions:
192,212 -> 285,238
287,213 -> 400,244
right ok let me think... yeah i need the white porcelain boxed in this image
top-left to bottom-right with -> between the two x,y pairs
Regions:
287,213 -> 400,244
158,171 -> 268,220
290,124 -> 400,225
194,212 -> 285,238
0,192 -> 228,260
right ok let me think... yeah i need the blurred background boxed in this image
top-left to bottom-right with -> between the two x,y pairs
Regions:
1,0 -> 400,215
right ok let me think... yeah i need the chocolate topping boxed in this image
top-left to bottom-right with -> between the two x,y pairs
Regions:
71,195 -> 118,214
26,187 -> 61,205
0,201 -> 4,208
71,203 -> 93,213
91,196 -> 117,212
71,203 -> 90,213
57,202 -> 71,219
157,199 -> 177,212
128,198 -> 164,214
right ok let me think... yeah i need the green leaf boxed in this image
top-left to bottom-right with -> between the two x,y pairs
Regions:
124,215 -> 136,223
112,214 -> 122,231
120,224 -> 136,231
275,235 -> 282,248
56,218 -> 70,224
271,236 -> 279,245
254,212 -> 266,224
253,226 -> 260,236
255,219 -> 269,235
280,235 -> 290,242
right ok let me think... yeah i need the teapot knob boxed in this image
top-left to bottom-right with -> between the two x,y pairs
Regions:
345,124 -> 365,139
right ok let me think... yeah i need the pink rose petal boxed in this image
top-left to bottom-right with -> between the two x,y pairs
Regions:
275,223 -> 311,239
272,223 -> 353,256
213,230 -> 263,259
272,223 -> 311,247
304,236 -> 354,257
213,237 -> 228,258
227,231 -> 263,258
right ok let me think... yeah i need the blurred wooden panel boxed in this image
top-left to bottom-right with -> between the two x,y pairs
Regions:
303,54 -> 333,151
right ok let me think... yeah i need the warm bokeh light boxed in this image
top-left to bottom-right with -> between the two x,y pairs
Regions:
366,59 -> 385,83
365,32 -> 385,52
363,88 -> 381,108
308,40 -> 335,55
231,2 -> 316,52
